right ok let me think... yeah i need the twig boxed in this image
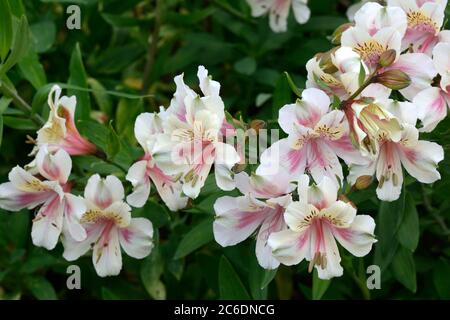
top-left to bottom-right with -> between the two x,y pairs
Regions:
0,82 -> 45,126
142,0 -> 162,94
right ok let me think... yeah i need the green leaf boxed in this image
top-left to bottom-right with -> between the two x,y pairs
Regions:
133,199 -> 171,228
272,74 -> 292,118
18,50 -> 47,89
2,116 -> 37,130
7,0 -> 24,17
433,259 -> 450,299
0,0 -> 13,62
218,256 -> 251,300
140,238 -> 166,300
374,189 -> 405,270
0,15 -> 30,77
87,78 -> 113,115
30,20 -> 56,53
0,96 -> 11,114
68,43 -> 91,120
173,217 -> 214,259
312,269 -> 331,300
26,276 -> 57,300
249,251 -> 277,299
234,57 -> 257,75
101,287 -> 121,300
358,62 -> 366,87
106,121 -> 121,160
0,114 -> 3,147
284,71 -> 302,98
392,246 -> 417,293
397,193 -> 419,252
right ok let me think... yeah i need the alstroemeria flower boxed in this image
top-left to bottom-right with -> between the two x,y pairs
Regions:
387,0 -> 447,54
345,91 -> 403,157
246,0 -> 310,33
33,85 -> 97,156
347,0 -> 384,22
62,174 -> 154,277
257,88 -> 367,186
342,25 -> 403,71
268,175 -> 376,280
306,46 -> 391,100
153,66 -> 240,199
213,170 -> 294,269
0,146 -> 86,250
414,42 -> 450,132
126,111 -> 188,211
348,101 -> 444,201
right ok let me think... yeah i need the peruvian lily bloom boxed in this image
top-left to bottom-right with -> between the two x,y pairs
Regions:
415,42 -> 450,132
306,46 -> 391,100
32,85 -> 97,156
0,146 -> 86,250
387,0 -> 447,54
268,175 -> 376,280
345,88 -> 403,157
62,174 -> 154,277
126,111 -> 188,211
341,25 -> 403,71
213,170 -> 294,269
153,66 -> 240,199
246,0 -> 310,33
257,88 -> 367,186
348,101 -> 444,201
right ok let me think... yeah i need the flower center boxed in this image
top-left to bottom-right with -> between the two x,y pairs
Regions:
81,209 -> 127,227
407,11 -> 439,34
354,41 -> 385,66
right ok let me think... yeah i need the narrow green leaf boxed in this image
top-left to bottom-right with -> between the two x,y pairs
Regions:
397,193 -> 419,252
68,43 -> 91,120
284,71 -> 302,98
312,269 -> 331,300
392,246 -> 417,293
0,15 -> 30,76
174,217 -> 214,259
0,0 -> 13,61
272,74 -> 292,118
0,96 -> 12,114
7,0 -> 25,17
358,62 -> 366,87
234,57 -> 257,75
433,259 -> 450,299
0,115 -> 3,147
87,78 -> 113,115
18,50 -> 47,89
106,121 -> 121,160
30,20 -> 56,53
140,235 -> 166,300
249,250 -> 277,299
219,256 -> 251,300
3,116 -> 37,130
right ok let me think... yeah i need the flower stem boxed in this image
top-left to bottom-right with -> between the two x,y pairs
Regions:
0,81 -> 45,126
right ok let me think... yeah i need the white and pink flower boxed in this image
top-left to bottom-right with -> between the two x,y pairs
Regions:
62,174 -> 154,277
153,66 -> 240,199
348,101 -> 444,201
258,88 -> 367,186
268,175 -> 376,279
126,111 -> 188,211
415,42 -> 450,131
213,170 -> 294,269
246,0 -> 310,33
33,85 -> 97,157
0,146 -> 86,250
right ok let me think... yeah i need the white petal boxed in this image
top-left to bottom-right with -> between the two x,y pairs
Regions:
93,227 -> 123,277
315,226 -> 343,280
268,229 -> 310,266
255,212 -> 285,269
268,0 -> 290,33
85,174 -> 125,209
292,0 -> 310,24
414,87 -> 447,132
63,193 -> 87,242
62,223 -> 103,261
332,215 -> 377,257
197,65 -> 221,96
126,160 -> 151,208
31,196 -> 64,250
119,218 -> 154,259
36,146 -> 72,184
246,0 -> 272,17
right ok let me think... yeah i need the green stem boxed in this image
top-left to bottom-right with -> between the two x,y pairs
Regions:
0,82 -> 44,126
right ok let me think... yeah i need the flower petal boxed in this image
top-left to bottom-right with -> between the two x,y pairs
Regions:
119,218 -> 154,259
31,195 -> 64,250
126,160 -> 151,208
63,193 -> 87,242
36,146 -> 72,184
268,229 -> 310,266
93,226 -> 122,277
414,87 -> 447,132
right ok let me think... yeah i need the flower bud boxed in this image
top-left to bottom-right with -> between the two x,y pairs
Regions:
331,23 -> 353,45
338,194 -> 356,209
355,175 -> 373,190
379,49 -> 396,67
249,119 -> 266,133
376,69 -> 411,90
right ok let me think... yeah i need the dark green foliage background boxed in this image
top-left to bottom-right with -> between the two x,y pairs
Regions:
0,0 -> 449,300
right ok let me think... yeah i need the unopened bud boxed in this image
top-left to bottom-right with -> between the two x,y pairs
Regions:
355,175 -> 373,190
379,49 -> 396,67
331,23 -> 353,45
319,50 -> 338,74
249,120 -> 266,133
338,194 -> 356,209
376,69 -> 411,90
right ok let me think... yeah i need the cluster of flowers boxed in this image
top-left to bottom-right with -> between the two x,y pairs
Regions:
214,0 -> 448,279
0,1 -> 448,280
